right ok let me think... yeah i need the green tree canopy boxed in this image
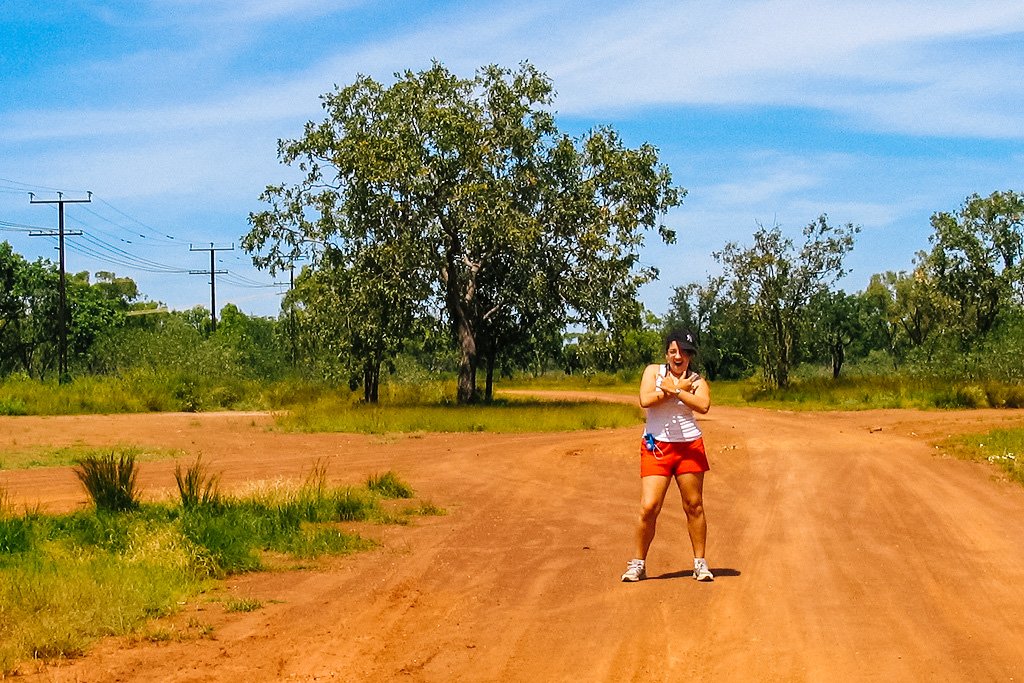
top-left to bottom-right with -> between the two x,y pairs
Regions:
664,276 -> 756,380
244,61 -> 683,403
0,243 -> 60,377
926,190 -> 1024,342
715,216 -> 859,388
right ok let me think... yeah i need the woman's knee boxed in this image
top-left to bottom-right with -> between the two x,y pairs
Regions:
639,501 -> 662,522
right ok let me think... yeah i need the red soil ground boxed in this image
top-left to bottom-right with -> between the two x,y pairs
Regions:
2,394 -> 1023,682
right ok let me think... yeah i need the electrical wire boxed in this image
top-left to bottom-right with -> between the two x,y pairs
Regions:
2,179 -> 286,309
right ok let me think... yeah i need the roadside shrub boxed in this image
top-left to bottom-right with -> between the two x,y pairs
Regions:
933,385 -> 989,409
174,458 -> 221,510
0,397 -> 27,416
173,378 -> 201,412
0,517 -> 34,555
983,383 -> 1024,409
73,452 -> 140,512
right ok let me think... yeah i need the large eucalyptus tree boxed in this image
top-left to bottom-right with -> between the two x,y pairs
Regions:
245,62 -> 682,402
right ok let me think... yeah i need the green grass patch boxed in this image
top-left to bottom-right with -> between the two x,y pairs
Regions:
0,371 -> 282,415
705,375 -> 1024,411
502,370 -> 640,394
278,396 -> 643,434
500,368 -> 1024,412
4,364 -> 1024,417
0,469 -> 435,675
939,429 -> 1024,485
0,444 -> 186,472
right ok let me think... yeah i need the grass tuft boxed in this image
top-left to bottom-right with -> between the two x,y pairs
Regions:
367,471 -> 414,499
404,501 -> 445,517
174,457 -> 222,510
224,597 -> 262,613
73,452 -> 140,512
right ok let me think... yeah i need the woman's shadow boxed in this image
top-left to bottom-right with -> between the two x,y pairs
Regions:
650,567 -> 741,580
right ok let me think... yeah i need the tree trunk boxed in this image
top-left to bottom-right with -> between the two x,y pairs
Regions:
363,358 -> 380,403
484,345 -> 496,402
443,239 -> 479,404
455,313 -> 477,404
831,339 -> 844,379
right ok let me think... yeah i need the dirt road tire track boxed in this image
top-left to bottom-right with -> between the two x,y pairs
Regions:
2,400 -> 1023,681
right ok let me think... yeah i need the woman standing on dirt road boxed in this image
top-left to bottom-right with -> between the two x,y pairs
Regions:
621,329 -> 713,583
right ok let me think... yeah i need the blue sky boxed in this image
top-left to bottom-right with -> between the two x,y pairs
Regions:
2,0 -> 1023,319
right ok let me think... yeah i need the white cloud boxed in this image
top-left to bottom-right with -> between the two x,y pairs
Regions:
347,0 -> 1024,137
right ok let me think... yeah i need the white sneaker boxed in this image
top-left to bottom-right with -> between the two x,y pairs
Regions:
693,558 -> 714,581
621,559 -> 646,582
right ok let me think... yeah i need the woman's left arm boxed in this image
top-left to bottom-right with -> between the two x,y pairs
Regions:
679,376 -> 711,414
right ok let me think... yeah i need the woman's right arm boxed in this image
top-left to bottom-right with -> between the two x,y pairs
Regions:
638,364 -> 666,408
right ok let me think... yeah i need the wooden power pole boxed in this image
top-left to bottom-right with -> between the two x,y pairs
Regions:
29,191 -> 91,382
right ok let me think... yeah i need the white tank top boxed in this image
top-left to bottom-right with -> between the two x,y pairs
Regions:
644,364 -> 703,442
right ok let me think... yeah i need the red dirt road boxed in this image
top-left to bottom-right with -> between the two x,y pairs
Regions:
2,397 -> 1024,682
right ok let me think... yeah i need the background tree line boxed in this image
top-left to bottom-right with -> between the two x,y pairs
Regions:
2,61 -> 1022,405
2,188 -> 1022,401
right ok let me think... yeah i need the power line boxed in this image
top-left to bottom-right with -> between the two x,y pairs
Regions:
220,272 -> 281,288
0,218 -> 51,232
67,236 -> 188,274
91,199 -> 180,244
78,233 -> 187,273
5,180 -> 279,315
0,177 -> 90,194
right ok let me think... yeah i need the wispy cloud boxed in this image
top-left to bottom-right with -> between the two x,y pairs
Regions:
3,81 -> 322,143
88,0 -> 363,30
354,0 -> 1024,137
11,1 -> 1024,147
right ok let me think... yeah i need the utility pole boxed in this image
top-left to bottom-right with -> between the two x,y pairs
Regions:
189,243 -> 232,331
29,191 -> 91,383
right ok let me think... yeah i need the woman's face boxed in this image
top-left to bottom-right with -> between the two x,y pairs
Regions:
665,341 -> 691,374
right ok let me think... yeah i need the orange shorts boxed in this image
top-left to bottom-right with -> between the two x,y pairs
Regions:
639,437 -> 709,477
